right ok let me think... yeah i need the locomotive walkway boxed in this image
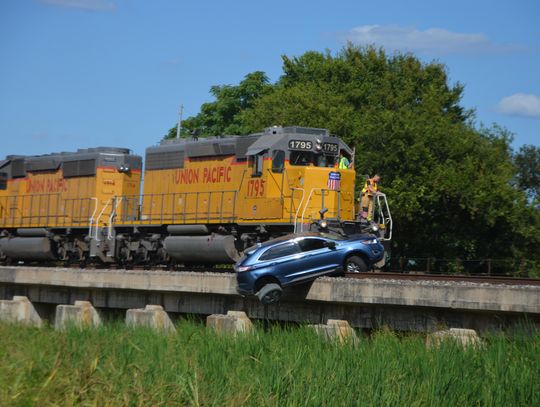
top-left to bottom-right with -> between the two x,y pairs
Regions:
0,266 -> 538,332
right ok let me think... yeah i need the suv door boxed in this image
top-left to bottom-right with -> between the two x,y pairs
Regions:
285,237 -> 340,283
257,241 -> 302,285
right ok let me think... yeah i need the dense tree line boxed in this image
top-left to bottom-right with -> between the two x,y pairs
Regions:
165,45 -> 540,274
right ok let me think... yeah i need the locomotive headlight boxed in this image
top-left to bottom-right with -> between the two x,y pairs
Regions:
319,220 -> 328,229
118,165 -> 130,173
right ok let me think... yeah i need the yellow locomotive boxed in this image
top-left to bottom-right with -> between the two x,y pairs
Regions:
0,148 -> 141,261
0,126 -> 389,265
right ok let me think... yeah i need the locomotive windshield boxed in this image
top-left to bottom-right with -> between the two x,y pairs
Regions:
290,151 -> 313,166
289,151 -> 336,167
315,154 -> 336,167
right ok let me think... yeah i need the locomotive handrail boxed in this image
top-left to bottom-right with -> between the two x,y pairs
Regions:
0,195 -> 14,226
92,198 -> 112,241
300,188 -> 324,232
88,197 -> 99,238
115,190 -> 239,224
375,192 -> 393,241
107,197 -> 123,240
0,193 -> 66,228
63,197 -> 93,226
290,187 -> 305,233
0,194 -> 93,229
300,188 -> 315,232
0,195 -> 23,227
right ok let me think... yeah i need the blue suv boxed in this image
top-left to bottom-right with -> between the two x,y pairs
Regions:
235,232 -> 384,304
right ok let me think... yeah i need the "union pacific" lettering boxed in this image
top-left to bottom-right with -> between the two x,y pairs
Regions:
173,166 -> 232,185
26,177 -> 68,193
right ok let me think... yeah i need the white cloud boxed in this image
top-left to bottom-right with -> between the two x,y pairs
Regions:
39,0 -> 116,11
496,93 -> 540,118
340,25 -> 523,55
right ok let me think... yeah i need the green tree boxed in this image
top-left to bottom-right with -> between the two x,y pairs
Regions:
514,144 -> 540,202
164,71 -> 272,139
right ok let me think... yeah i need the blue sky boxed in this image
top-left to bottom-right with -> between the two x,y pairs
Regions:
1,0 -> 539,159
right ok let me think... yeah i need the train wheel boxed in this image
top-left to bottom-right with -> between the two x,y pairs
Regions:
57,243 -> 68,262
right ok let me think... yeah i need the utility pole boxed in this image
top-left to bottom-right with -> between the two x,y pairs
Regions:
176,104 -> 184,139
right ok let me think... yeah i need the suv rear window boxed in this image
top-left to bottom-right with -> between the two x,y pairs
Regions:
259,242 -> 300,261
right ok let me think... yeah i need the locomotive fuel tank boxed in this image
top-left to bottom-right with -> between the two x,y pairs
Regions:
0,237 -> 55,260
164,235 -> 240,263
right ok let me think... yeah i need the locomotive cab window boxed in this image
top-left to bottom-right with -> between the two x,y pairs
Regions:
272,150 -> 285,173
250,152 -> 264,177
0,172 -> 6,190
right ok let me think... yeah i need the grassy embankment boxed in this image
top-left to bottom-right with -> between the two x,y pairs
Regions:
0,321 -> 538,406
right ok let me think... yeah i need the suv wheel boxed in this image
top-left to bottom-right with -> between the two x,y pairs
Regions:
345,256 -> 368,273
257,283 -> 283,304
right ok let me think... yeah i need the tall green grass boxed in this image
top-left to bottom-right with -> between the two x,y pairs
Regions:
0,321 -> 538,406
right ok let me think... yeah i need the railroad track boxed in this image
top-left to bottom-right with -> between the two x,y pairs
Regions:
343,272 -> 540,286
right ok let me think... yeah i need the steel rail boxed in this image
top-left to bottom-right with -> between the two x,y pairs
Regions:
343,272 -> 540,286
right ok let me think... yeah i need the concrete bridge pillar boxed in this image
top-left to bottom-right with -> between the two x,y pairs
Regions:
0,296 -> 42,326
55,301 -> 102,330
308,319 -> 358,343
207,310 -> 254,334
125,304 -> 176,333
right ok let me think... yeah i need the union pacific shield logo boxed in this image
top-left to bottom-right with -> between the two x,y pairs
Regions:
327,171 -> 341,191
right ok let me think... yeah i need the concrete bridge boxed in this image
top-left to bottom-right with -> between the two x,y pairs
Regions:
0,266 -> 538,332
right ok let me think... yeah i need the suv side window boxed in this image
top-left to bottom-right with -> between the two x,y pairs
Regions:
298,238 -> 327,252
259,242 -> 300,261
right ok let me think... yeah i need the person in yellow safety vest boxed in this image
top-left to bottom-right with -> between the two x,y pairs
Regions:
338,153 -> 352,169
360,174 -> 381,220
